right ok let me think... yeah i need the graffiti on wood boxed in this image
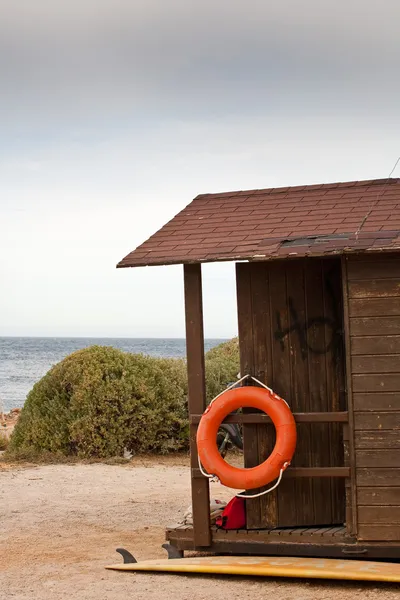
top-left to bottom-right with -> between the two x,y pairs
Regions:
274,269 -> 342,360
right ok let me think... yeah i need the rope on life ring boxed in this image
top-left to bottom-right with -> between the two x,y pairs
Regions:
196,376 -> 297,497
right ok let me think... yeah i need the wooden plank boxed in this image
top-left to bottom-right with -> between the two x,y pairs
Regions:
358,487 -> 400,505
250,262 -> 270,389
286,260 -> 314,526
304,260 -> 329,526
183,263 -> 211,547
353,392 -> 400,412
355,412 -> 400,430
166,524 -> 400,556
349,297 -> 400,317
293,412 -> 349,423
319,526 -> 340,536
358,525 -> 400,541
190,412 -> 349,424
251,262 -> 278,528
348,279 -> 400,299
241,421 -> 261,528
211,526 -> 350,545
277,527 -> 300,535
305,259 -> 334,521
352,355 -> 400,374
346,252 -> 399,262
342,256 -> 358,537
284,467 -> 350,478
352,374 -> 400,393
347,259 -> 400,281
356,449 -> 400,468
287,527 -> 312,536
357,468 -> 400,486
300,527 -> 326,535
351,335 -> 400,355
168,523 -> 350,547
236,263 -> 255,378
323,259 -> 346,526
350,316 -> 400,336
355,430 -> 400,449
191,467 -> 350,479
257,422 -> 277,527
235,262 -> 260,529
269,260 -> 298,527
169,537 -> 400,558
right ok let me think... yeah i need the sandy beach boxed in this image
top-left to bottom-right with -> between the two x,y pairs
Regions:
1,457 -> 399,600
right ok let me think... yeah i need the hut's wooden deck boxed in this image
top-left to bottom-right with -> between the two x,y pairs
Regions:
166,524 -> 400,559
167,524 -> 348,545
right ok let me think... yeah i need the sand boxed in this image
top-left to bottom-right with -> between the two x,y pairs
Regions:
1,456 -> 399,600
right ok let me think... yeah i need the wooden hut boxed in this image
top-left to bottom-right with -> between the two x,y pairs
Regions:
118,178 -> 400,559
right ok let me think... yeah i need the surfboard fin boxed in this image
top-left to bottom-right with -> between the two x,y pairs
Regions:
116,548 -> 137,564
162,543 -> 184,559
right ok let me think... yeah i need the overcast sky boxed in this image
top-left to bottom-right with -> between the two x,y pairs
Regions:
1,1 -> 399,338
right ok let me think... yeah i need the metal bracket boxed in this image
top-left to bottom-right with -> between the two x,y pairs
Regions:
162,543 -> 184,559
342,547 -> 368,556
116,548 -> 137,564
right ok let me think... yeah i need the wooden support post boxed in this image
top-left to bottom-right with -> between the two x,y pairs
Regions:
341,256 -> 358,537
183,263 -> 211,547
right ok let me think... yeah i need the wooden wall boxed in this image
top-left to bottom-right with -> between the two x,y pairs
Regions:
345,253 -> 400,542
236,258 -> 346,529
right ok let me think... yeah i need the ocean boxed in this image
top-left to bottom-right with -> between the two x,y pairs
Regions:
0,337 -> 226,412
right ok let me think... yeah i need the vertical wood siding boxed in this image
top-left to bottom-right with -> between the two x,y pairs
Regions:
347,254 -> 400,542
236,258 -> 346,528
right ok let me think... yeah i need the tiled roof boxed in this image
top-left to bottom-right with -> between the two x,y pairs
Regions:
118,178 -> 400,268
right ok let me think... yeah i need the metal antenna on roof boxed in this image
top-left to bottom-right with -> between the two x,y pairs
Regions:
355,155 -> 400,239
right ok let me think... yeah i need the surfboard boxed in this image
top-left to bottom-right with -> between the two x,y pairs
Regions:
106,555 -> 400,582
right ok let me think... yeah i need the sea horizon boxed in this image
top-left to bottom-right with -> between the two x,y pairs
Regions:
0,335 -> 229,339
0,336 -> 230,412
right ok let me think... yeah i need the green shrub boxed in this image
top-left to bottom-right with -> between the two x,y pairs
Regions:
205,337 -> 239,403
0,433 -> 8,451
8,338 -> 240,460
9,346 -> 188,458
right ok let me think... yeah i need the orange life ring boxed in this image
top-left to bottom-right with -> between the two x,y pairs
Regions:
197,386 -> 297,490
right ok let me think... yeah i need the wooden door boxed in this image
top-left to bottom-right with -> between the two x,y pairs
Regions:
236,258 -> 346,528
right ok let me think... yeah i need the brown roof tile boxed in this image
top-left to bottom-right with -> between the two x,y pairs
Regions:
118,178 -> 400,268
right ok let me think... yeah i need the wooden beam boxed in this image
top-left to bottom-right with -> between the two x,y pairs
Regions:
341,256 -> 358,537
192,467 -> 350,479
284,467 -> 350,478
190,411 -> 349,425
235,262 -> 263,528
166,526 -> 400,560
184,263 -> 211,547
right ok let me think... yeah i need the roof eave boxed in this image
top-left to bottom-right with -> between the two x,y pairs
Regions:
116,244 -> 400,269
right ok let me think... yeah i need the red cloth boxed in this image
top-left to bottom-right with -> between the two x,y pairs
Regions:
216,496 -> 246,530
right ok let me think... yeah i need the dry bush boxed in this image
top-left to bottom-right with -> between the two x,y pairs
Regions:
9,346 -> 188,458
8,339 -> 239,460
